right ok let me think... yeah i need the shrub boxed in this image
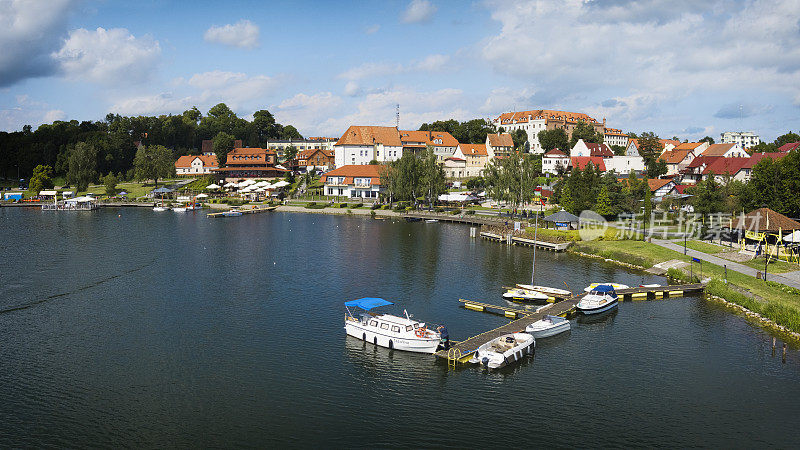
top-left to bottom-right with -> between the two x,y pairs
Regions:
452,209 -> 460,215
370,210 -> 376,218
371,203 -> 381,210
337,202 -> 348,208
305,202 -> 317,208
465,210 -> 475,215
435,207 -> 445,213
353,202 -> 364,208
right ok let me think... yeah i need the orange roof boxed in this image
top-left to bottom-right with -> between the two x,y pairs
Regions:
674,142 -> 703,150
335,126 -> 402,147
459,143 -> 487,156
702,143 -> 736,157
496,109 -> 599,125
628,138 -> 639,148
225,147 -> 275,165
544,149 -> 567,157
487,133 -> 514,148
299,148 -> 333,159
320,164 -> 382,186
571,156 -> 606,171
399,130 -> 459,147
175,154 -> 218,168
659,139 -> 681,147
659,149 -> 693,165
647,178 -> 674,192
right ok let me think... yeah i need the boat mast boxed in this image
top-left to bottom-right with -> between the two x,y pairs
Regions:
531,211 -> 538,285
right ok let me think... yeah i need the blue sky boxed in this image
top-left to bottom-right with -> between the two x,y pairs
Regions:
1,0 -> 799,142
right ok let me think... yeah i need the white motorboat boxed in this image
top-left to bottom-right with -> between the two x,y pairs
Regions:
502,288 -> 549,302
525,315 -> 571,338
222,208 -> 243,217
577,284 -> 619,314
153,203 -> 168,212
469,333 -> 535,369
583,282 -> 629,292
424,219 -> 439,223
515,284 -> 572,298
172,206 -> 187,212
343,298 -> 441,354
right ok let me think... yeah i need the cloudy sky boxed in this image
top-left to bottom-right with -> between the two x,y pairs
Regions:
1,0 -> 799,141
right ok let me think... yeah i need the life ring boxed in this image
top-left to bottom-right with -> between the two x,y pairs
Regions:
415,328 -> 425,338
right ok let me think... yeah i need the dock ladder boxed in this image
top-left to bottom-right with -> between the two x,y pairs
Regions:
446,347 -> 462,368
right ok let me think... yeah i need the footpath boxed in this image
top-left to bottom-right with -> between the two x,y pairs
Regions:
652,239 -> 800,290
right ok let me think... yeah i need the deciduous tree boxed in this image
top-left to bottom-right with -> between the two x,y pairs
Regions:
67,142 -> 98,192
134,145 -> 174,187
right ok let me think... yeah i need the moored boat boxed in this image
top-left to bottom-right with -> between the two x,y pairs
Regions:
577,284 -> 619,314
424,219 -> 439,223
172,206 -> 187,212
222,208 -> 243,217
469,333 -> 535,369
502,288 -> 549,302
515,284 -> 572,298
525,315 -> 571,338
153,203 -> 168,212
583,282 -> 629,292
343,297 -> 442,354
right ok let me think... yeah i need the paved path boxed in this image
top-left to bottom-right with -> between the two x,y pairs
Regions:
652,239 -> 800,290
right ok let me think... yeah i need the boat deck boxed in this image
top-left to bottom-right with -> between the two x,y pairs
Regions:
436,283 -> 705,364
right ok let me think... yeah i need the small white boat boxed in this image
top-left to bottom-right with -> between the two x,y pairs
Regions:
222,209 -> 243,217
153,202 -> 168,212
577,284 -> 619,314
515,284 -> 572,298
525,315 -> 571,338
469,333 -> 535,369
502,288 -> 549,302
583,282 -> 629,292
425,219 -> 439,223
639,284 -> 661,288
344,298 -> 441,354
172,206 -> 187,212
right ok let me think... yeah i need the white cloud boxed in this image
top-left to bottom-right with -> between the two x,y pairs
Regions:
204,19 -> 260,49
43,109 -> 66,122
402,0 -> 437,24
365,24 -> 380,35
480,87 -> 536,114
480,0 -> 800,125
344,81 -> 362,97
338,54 -> 451,80
110,71 -> 280,115
54,27 -> 161,84
0,95 -> 67,130
0,0 -> 76,87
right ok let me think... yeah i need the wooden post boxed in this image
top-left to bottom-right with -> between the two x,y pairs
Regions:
783,343 -> 787,363
772,337 -> 776,356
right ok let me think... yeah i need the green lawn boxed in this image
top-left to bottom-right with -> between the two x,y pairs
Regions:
742,257 -> 800,274
572,239 -> 800,333
684,240 -> 726,254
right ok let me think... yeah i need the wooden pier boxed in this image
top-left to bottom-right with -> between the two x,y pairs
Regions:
436,283 -> 705,364
480,231 -> 570,252
404,211 -> 525,227
207,205 -> 277,217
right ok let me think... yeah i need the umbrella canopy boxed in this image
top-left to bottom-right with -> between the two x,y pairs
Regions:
196,193 -> 209,198
784,230 -> 800,243
151,187 -> 174,193
117,191 -> 128,196
224,182 -> 237,188
206,183 -> 221,190
438,193 -> 476,202
272,180 -> 290,187
543,210 -> 580,223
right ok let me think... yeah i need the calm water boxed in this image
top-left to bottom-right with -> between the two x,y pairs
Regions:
1,207 -> 799,447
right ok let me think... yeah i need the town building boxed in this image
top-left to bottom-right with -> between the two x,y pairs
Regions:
298,148 -> 334,172
571,139 -> 614,158
659,148 -> 696,176
604,156 -> 646,175
542,149 -> 570,175
175,154 -> 219,176
701,143 -> 748,158
493,109 -> 607,154
778,142 -> 800,153
452,143 -> 488,177
680,152 -> 785,184
442,157 -> 467,179
721,131 -> 760,149
485,133 -> 514,159
625,139 -> 641,156
648,178 -> 677,198
604,128 -> 628,148
212,147 -> 285,180
659,139 -> 681,152
399,130 -> 460,162
334,126 -> 404,167
320,164 -> 382,199
266,137 -> 336,159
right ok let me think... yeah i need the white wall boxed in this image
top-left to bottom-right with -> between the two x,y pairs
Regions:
334,144 -> 403,167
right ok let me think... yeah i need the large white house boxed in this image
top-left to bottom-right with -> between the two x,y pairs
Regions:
493,109 -> 610,155
334,126 -> 404,167
721,131 -> 760,149
320,164 -> 382,199
175,155 -> 219,176
542,149 -> 570,175
605,156 -> 646,175
702,143 -> 748,158
604,128 -> 628,148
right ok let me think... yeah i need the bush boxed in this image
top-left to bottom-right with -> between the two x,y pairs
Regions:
435,207 -> 445,213
353,202 -> 364,208
465,210 -> 475,215
305,202 -> 317,208
452,209 -> 460,215
370,210 -> 376,218
337,202 -> 348,208
371,203 -> 381,210
405,206 -> 414,211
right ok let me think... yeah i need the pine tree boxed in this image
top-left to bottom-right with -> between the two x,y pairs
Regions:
595,183 -> 613,216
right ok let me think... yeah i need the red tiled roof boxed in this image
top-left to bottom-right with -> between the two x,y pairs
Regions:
686,155 -> 720,169
459,143 -> 487,156
175,154 -> 218,168
702,143 -> 736,157
320,164 -> 382,185
225,148 -> 275,165
647,178 -> 674,192
487,133 -> 514,148
585,142 -> 614,158
778,142 -> 800,153
674,184 -> 689,194
544,149 -> 567,157
659,139 -> 681,147
660,149 -> 693,165
496,109 -> 599,124
702,157 -> 749,175
299,148 -> 334,159
571,156 -> 606,171
335,126 -> 402,147
674,142 -> 703,150
731,208 -> 800,232
400,130 -> 459,147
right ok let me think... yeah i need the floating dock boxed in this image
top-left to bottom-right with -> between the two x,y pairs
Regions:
207,205 -> 277,217
404,212 -> 521,227
480,231 -> 570,251
436,283 -> 705,365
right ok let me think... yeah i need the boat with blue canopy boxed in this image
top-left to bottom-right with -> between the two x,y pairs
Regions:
577,284 -> 619,314
344,298 -> 442,354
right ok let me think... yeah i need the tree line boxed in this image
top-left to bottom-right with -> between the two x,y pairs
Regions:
0,103 -> 303,187
380,147 -> 447,204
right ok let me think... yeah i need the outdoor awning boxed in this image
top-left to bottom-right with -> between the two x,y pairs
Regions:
544,210 -> 580,223
196,193 -> 209,198
152,187 -> 174,193
272,180 -> 290,187
117,191 -> 128,196
39,190 -> 57,196
344,298 -> 393,310
206,183 -> 221,190
438,193 -> 476,202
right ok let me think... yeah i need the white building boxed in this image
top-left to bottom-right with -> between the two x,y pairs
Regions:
702,143 -> 748,158
443,157 -> 467,179
320,164 -> 382,199
334,126 -> 404,167
604,128 -> 628,148
604,156 -> 646,175
493,109 -> 608,155
542,149 -> 570,175
266,138 -> 336,159
571,139 -> 614,158
721,131 -> 760,149
174,155 -> 219,176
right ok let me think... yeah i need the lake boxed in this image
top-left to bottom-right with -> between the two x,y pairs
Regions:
1,207 -> 798,447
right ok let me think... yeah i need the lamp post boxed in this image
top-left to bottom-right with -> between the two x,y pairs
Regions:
684,231 -> 687,255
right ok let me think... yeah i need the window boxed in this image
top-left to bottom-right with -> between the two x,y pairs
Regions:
370,320 -> 378,327
413,323 -> 419,329
392,326 -> 400,333
380,323 -> 389,330
406,325 -> 413,332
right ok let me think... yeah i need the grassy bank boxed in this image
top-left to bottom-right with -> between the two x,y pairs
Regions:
684,240 -> 725,254
572,239 -> 800,333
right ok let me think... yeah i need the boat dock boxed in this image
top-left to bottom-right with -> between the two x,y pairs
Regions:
404,211 -> 524,227
480,231 -> 570,251
207,206 -> 277,217
436,283 -> 705,365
